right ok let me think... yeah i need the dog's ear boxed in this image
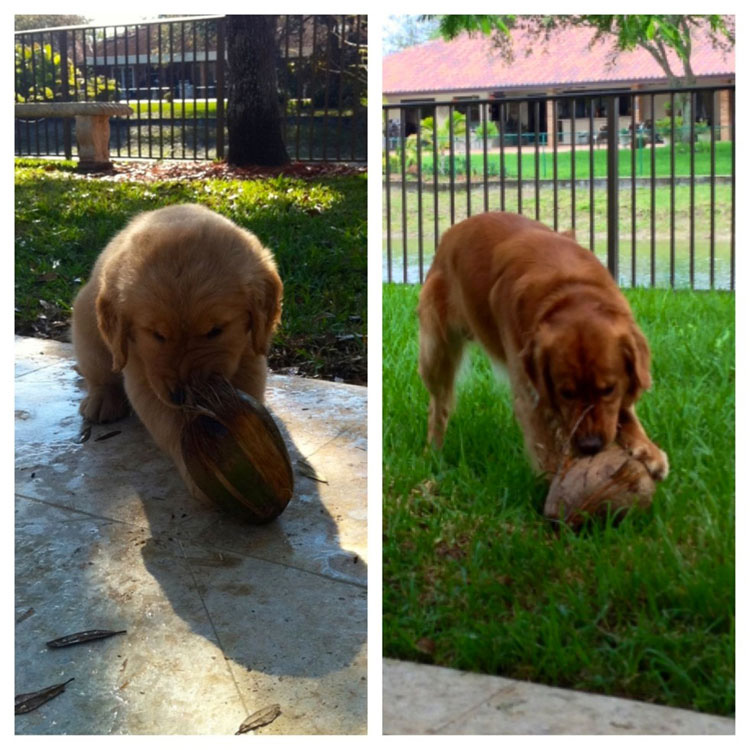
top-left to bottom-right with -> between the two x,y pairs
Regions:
247,267 -> 283,355
95,284 -> 129,373
521,327 -> 553,406
621,325 -> 652,399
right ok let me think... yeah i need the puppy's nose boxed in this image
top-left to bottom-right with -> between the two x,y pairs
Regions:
576,434 -> 604,455
170,387 -> 187,406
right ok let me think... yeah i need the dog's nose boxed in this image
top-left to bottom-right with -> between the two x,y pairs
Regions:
577,434 -> 603,455
170,387 -> 187,406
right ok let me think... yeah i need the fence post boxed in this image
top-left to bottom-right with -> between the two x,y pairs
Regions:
58,29 -> 73,161
215,17 -> 225,159
606,95 -> 619,281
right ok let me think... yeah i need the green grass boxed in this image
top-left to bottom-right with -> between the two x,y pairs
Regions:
14,158 -> 366,383
383,283 -> 734,715
117,100 -> 361,120
383,182 -> 734,289
389,140 -> 734,181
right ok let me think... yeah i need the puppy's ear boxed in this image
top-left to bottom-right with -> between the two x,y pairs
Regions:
621,325 -> 652,399
95,285 -> 129,372
247,267 -> 283,355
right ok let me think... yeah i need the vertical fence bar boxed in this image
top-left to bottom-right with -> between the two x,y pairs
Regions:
417,106 -> 424,283
322,18 -> 333,162
516,108 -> 522,213
465,106 -> 472,217
689,90 -> 696,289
215,18 -> 225,160
113,25 -> 124,157
180,22 -> 187,159
482,102 -> 489,213
552,98 -> 558,230
630,94 -> 636,287
352,15 -> 363,162
281,16 -> 290,157
334,16 -> 344,163
649,94 -> 656,287
388,109 -> 394,278
157,23 -> 164,160
135,25 -> 143,158
58,29 -> 72,160
296,17 -> 304,161
433,104 -> 440,258
533,99 -> 540,221
29,32 -> 40,154
669,90 -> 676,288
589,99 -> 595,251
168,23 -> 175,157
449,104 -> 455,224
192,21 -> 198,159
124,26 -> 132,157
400,114 -> 408,284
570,97 -> 576,232
499,102 -> 506,211
19,35 -> 31,155
203,21 -> 210,159
710,90 -> 716,290
606,95 -> 619,281
309,16 -> 318,160
730,87 -> 735,291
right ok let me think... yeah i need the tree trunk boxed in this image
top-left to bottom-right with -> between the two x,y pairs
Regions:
226,15 -> 289,166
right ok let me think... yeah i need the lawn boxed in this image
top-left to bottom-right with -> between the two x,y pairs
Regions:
14,159 -> 367,383
383,181 -> 734,289
382,283 -> 734,716
387,140 -> 734,181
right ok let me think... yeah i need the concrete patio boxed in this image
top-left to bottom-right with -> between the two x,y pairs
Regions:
15,336 -> 367,735
383,659 -> 734,735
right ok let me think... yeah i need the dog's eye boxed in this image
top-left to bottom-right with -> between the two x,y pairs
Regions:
152,331 -> 166,343
560,388 -> 576,400
206,326 -> 222,339
600,384 -> 616,397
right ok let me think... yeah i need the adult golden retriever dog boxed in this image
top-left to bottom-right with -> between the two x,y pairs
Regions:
417,211 -> 668,480
72,203 -> 283,493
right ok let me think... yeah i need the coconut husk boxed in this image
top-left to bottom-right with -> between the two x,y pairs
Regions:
544,445 -> 656,527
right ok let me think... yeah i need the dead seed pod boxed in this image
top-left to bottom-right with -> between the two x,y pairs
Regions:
544,446 -> 656,527
181,379 -> 294,523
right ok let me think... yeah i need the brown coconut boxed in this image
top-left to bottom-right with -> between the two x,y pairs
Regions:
544,445 -> 655,526
180,378 -> 294,523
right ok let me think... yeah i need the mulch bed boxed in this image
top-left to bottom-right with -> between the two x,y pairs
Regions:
68,159 -> 366,183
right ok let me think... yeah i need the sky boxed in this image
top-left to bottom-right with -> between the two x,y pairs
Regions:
382,14 -> 437,56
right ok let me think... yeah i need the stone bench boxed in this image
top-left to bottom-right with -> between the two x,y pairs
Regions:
15,101 -> 133,172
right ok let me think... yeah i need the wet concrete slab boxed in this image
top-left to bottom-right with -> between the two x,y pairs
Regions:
14,336 -> 367,735
383,659 -> 734,735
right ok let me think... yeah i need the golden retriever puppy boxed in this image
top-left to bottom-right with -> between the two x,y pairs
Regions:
72,203 -> 283,493
418,211 -> 668,480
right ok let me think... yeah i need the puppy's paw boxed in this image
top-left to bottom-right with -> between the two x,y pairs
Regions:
629,440 -> 669,481
80,385 -> 130,424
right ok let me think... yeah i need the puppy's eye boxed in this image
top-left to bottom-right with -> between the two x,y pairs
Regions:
601,384 -> 616,397
560,388 -> 576,400
152,331 -> 166,343
206,326 -> 222,339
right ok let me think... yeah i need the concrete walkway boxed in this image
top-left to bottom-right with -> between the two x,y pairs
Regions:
15,337 -> 366,735
383,659 -> 734,735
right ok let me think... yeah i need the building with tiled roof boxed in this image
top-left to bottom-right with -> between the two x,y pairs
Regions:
383,23 -> 734,143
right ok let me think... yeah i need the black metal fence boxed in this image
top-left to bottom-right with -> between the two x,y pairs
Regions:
383,85 -> 734,290
15,14 -> 367,162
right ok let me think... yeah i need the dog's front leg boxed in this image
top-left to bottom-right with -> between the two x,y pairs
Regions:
618,406 -> 669,480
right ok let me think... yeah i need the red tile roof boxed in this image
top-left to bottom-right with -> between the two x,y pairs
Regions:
383,24 -> 734,94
